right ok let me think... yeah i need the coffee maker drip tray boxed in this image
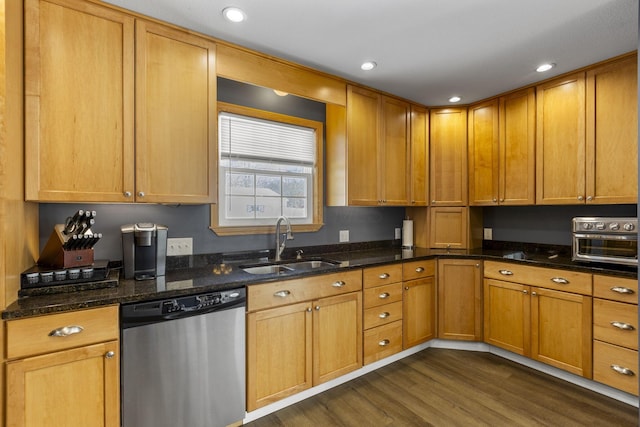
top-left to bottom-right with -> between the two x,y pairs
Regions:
19,260 -> 117,296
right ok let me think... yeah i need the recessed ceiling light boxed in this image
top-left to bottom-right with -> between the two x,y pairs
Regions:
222,7 -> 246,23
361,61 -> 377,71
449,96 -> 462,103
536,63 -> 555,73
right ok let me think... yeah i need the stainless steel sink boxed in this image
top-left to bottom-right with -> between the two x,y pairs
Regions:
240,258 -> 340,274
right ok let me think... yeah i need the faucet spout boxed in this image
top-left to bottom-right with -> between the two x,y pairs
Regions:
275,216 -> 294,262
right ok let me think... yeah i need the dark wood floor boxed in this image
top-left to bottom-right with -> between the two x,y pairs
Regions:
246,348 -> 638,427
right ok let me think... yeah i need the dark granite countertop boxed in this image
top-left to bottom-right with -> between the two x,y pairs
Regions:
3,241 -> 636,320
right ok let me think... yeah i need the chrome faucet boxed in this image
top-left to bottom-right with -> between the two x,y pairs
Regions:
275,216 -> 294,262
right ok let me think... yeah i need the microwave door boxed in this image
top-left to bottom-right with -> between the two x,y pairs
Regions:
573,233 -> 638,265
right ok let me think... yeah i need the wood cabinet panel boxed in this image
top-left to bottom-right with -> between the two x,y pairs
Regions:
363,301 -> 403,330
593,274 -> 638,304
593,340 -> 638,395
363,263 -> 403,288
536,72 -> 586,204
437,259 -> 482,341
6,341 -> 120,427
409,105 -> 429,205
403,276 -> 436,348
402,259 -> 436,281
363,282 -> 403,308
593,299 -> 637,350
24,0 -> 135,202
364,320 -> 403,365
381,96 -> 410,204
430,108 -> 467,205
483,278 -> 530,356
468,99 -> 499,205
135,20 -> 216,203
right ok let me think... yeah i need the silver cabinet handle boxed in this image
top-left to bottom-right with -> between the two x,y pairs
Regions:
332,281 -> 346,288
586,196 -> 593,201
138,191 -> 145,197
379,292 -> 390,299
611,364 -> 635,376
611,286 -> 635,295
306,307 -> 312,312
379,273 -> 390,279
611,321 -> 635,331
551,277 -> 569,285
273,290 -> 291,298
124,191 -> 132,198
404,286 -> 409,290
492,198 -> 497,202
499,269 -> 513,276
49,325 -> 84,337
378,339 -> 390,347
378,312 -> 390,319
577,195 -> 584,201
522,290 -> 528,294
531,291 -> 537,296
315,305 -> 320,311
105,351 -> 115,359
415,267 -> 424,273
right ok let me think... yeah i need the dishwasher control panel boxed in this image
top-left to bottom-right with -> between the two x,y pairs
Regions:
161,288 -> 246,314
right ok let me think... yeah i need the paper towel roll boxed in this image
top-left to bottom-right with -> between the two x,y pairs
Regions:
402,220 -> 414,248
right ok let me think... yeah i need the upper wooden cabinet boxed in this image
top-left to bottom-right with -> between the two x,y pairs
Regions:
430,108 -> 468,206
468,89 -> 535,205
25,0 -> 216,203
409,105 -> 429,206
346,85 -> 410,206
536,53 -> 637,205
585,54 -> 638,204
135,21 -> 216,204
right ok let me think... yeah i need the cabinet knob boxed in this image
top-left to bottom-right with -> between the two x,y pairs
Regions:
492,198 -> 497,203
577,195 -> 584,201
523,290 -> 528,294
431,200 -> 436,204
315,305 -> 320,311
306,307 -> 312,312
138,191 -> 145,197
378,339 -> 390,347
105,351 -> 115,359
586,196 -> 593,201
500,198 -> 505,202
475,263 -> 480,268
48,325 -> 84,337
405,286 -> 409,290
531,291 -> 538,296
124,191 -> 132,198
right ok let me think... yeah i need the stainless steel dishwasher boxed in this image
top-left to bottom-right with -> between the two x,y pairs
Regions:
121,287 -> 246,427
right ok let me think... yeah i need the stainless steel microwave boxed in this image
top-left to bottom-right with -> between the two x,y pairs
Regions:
572,217 -> 637,266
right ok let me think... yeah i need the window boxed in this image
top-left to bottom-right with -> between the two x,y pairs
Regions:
211,102 -> 324,235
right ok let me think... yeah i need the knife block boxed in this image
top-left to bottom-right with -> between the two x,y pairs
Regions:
38,224 -> 94,268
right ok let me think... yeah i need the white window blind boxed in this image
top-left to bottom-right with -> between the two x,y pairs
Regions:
219,112 -> 315,164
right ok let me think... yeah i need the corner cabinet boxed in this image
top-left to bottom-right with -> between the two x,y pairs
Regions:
430,108 -> 467,206
24,0 -> 217,203
6,306 -> 120,427
409,105 -> 429,206
437,259 -> 483,341
346,85 -> 410,206
402,259 -> 437,348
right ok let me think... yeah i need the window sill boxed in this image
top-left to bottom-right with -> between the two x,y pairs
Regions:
210,223 -> 324,236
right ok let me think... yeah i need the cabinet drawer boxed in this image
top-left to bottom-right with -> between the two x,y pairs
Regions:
594,275 -> 638,304
247,269 -> 362,312
593,299 -> 638,349
484,261 -> 592,295
363,263 -> 403,289
593,340 -> 638,396
363,320 -> 403,365
403,259 -> 436,281
6,305 -> 119,359
363,282 -> 403,308
364,301 -> 403,330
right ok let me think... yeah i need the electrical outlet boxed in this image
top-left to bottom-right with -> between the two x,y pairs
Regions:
483,228 -> 493,240
395,228 -> 401,239
339,230 -> 349,243
167,237 -> 193,256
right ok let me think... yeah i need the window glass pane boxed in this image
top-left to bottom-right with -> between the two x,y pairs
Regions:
283,176 -> 307,197
256,175 -> 281,197
255,196 -> 282,219
227,172 -> 254,196
225,196 -> 256,219
283,197 -> 307,218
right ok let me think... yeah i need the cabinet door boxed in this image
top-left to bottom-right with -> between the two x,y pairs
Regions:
430,108 -> 468,205
468,99 -> 499,205
409,105 -> 429,206
531,287 -> 592,378
499,88 -> 536,205
24,0 -> 135,202
313,292 -> 362,384
347,86 -> 380,205
135,20 -> 217,203
483,279 -> 530,356
586,55 -> 638,204
429,207 -> 468,249
6,341 -> 120,427
536,73 -> 586,204
403,276 -> 436,348
381,96 -> 410,205
246,302 -> 312,411
437,259 -> 482,341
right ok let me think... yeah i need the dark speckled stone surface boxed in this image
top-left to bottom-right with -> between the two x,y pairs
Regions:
3,240 -> 636,320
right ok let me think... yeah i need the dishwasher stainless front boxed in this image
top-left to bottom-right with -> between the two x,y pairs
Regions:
121,287 -> 246,427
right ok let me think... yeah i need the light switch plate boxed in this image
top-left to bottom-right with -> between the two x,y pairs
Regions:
483,228 -> 493,240
167,237 -> 193,256
339,230 -> 349,242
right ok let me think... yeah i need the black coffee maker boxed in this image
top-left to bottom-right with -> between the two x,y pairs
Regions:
121,223 -> 168,280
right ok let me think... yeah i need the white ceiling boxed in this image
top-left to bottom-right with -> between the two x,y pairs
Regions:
104,0 -> 638,106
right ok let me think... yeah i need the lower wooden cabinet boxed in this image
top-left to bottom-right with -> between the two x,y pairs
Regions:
246,274 -> 362,411
5,306 -> 120,427
402,260 -> 437,348
437,259 -> 483,341
484,261 -> 593,378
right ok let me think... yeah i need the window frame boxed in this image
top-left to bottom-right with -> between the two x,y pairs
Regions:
211,102 -> 324,236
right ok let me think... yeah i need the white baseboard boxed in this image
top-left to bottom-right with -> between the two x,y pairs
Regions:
243,339 -> 639,423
